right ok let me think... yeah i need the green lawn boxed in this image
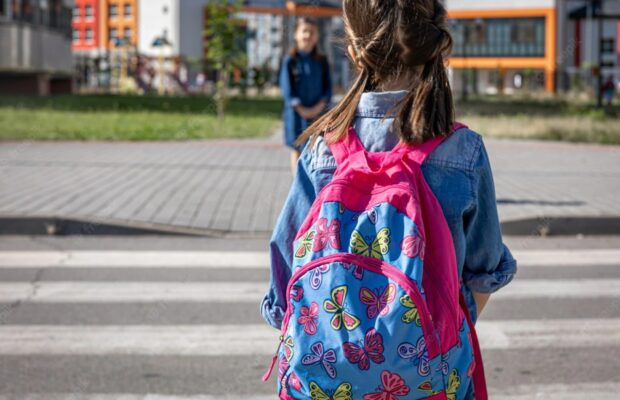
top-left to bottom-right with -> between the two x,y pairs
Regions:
455,96 -> 620,145
0,95 -> 282,141
1,94 -> 619,144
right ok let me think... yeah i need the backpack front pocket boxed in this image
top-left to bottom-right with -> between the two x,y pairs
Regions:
275,253 -> 446,399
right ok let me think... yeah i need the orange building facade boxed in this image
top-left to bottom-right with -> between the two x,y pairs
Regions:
99,0 -> 138,49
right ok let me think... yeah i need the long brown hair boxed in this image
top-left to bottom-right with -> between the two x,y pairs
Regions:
298,0 -> 454,147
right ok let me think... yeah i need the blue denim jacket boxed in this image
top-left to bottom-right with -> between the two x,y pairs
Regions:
261,90 -> 517,331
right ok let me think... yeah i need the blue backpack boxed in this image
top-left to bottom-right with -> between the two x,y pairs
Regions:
263,123 -> 487,400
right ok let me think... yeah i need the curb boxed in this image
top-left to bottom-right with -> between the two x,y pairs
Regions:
1,215 -> 620,238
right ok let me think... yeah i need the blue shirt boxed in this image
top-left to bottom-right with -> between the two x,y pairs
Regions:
261,90 -> 517,329
279,51 -> 333,149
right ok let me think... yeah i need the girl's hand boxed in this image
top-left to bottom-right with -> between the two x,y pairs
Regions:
294,106 -> 314,120
472,291 -> 491,317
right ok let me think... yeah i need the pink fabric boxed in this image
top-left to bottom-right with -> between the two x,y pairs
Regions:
460,291 -> 488,399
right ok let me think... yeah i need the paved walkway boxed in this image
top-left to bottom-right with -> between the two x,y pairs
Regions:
0,134 -> 619,236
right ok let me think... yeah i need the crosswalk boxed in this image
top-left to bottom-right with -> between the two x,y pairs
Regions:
0,248 -> 619,399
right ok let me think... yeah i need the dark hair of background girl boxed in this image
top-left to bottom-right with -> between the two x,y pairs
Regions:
289,17 -> 327,63
298,0 -> 455,147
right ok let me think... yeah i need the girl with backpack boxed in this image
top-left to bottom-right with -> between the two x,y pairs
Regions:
280,17 -> 333,173
262,1 -> 517,398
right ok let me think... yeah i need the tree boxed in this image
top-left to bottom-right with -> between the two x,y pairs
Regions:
205,0 -> 247,125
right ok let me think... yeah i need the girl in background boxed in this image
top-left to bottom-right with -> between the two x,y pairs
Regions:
280,17 -> 333,173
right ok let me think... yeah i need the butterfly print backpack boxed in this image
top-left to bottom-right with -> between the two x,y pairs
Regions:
263,123 -> 488,400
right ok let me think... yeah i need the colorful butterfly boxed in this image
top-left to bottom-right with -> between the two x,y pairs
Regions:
310,265 -> 330,290
397,336 -> 430,377
283,335 -> 294,361
350,228 -> 391,260
342,262 -> 364,280
302,341 -> 338,379
399,294 -> 421,326
446,369 -> 461,400
323,286 -> 360,331
310,381 -> 352,400
359,284 -> 397,319
291,285 -> 304,302
401,235 -> 424,259
416,369 -> 460,400
313,218 -> 341,252
363,370 -> 410,400
295,230 -> 316,258
436,352 -> 450,376
342,327 -> 385,371
297,302 -> 319,335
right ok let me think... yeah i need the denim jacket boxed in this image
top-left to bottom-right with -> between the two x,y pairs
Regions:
261,90 -> 517,330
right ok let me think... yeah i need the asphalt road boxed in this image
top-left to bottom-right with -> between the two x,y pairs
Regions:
0,235 -> 619,400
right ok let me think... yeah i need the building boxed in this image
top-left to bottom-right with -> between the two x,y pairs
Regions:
72,0 -> 99,52
100,0 -> 138,49
0,0 -> 74,95
446,0 -> 620,95
137,0 -> 204,59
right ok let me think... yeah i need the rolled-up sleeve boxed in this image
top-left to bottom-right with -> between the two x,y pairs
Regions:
462,139 -> 517,294
260,151 -> 317,329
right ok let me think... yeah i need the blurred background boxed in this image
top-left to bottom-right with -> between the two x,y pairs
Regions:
0,1 -> 620,400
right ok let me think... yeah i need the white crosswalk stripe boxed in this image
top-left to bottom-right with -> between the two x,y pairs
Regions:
0,247 -> 619,399
1,249 -> 619,268
0,319 -> 618,355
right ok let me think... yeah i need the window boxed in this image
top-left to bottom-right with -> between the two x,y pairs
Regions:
73,29 -> 80,42
85,5 -> 93,19
123,27 -> 131,41
451,17 -> 545,57
109,4 -> 117,18
109,27 -> 118,40
601,38 -> 615,54
86,28 -> 93,42
72,5 -> 80,19
124,4 -> 131,17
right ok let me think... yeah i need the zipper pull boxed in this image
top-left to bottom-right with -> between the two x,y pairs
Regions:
262,335 -> 284,382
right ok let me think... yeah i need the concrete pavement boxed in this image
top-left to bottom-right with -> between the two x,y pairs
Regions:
0,234 -> 619,398
0,133 -> 619,236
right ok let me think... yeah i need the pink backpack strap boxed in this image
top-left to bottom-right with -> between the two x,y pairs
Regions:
326,126 -> 366,166
328,122 -> 468,166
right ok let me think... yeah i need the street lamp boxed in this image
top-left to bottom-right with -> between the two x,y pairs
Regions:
152,35 -> 172,96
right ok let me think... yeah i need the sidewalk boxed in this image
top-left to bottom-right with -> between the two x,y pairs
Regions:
1,133 -> 619,236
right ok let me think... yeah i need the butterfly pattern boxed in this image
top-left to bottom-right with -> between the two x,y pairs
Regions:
397,336 -> 430,377
399,294 -> 421,326
281,202 -> 475,399
323,286 -> 361,331
363,370 -> 410,400
309,381 -> 352,400
313,218 -> 341,252
342,328 -> 385,370
342,262 -> 364,280
350,228 -> 391,260
297,302 -> 319,335
302,341 -> 338,379
359,284 -> 397,319
295,230 -> 315,258
401,235 -> 424,260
